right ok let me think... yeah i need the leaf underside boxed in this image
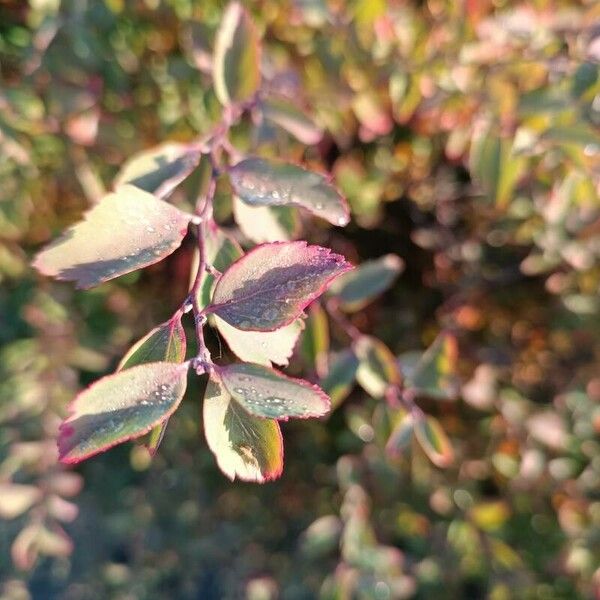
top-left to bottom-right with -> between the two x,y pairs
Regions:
203,374 -> 283,482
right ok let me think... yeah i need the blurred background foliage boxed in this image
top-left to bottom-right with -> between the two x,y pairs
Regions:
1,0 -> 600,598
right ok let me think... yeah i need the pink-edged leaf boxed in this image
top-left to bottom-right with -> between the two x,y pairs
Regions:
114,142 -> 201,198
217,362 -> 330,420
207,241 -> 352,331
229,158 -> 350,226
203,373 -> 283,482
33,185 -> 191,289
261,97 -> 323,144
58,361 -> 189,464
117,313 -> 187,456
213,1 -> 261,106
233,196 -> 300,243
214,315 -> 304,367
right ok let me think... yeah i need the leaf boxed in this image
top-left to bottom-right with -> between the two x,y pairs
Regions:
207,241 -> 352,331
33,185 -> 191,289
118,313 -> 187,456
213,2 -> 261,106
261,97 -> 323,144
408,332 -> 459,400
203,374 -> 283,482
233,196 -> 299,243
354,336 -> 402,398
321,350 -> 359,409
114,142 -> 202,198
197,223 -> 243,309
118,314 -> 186,370
58,362 -> 189,463
217,362 -> 330,420
300,303 -> 329,377
229,158 -> 350,226
0,483 -> 42,519
328,254 -> 403,311
385,411 -> 414,457
214,316 -> 304,367
414,415 -> 454,468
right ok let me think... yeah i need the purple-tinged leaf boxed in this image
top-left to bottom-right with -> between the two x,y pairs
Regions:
261,97 -> 323,145
214,316 -> 304,367
217,362 -> 330,420
229,158 -> 350,226
207,241 -> 352,331
233,197 -> 300,243
213,2 -> 261,106
114,142 -> 202,198
33,185 -> 191,289
385,410 -> 414,457
117,313 -> 187,456
328,254 -> 404,311
203,373 -> 283,482
414,415 -> 454,468
58,362 -> 189,464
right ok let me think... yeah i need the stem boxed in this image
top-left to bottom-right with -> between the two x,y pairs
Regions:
325,299 -> 362,341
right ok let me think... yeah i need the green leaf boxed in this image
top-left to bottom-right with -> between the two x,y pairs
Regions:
407,332 -> 459,400
321,350 -> 359,409
215,316 -> 304,367
118,314 -> 186,370
229,158 -> 350,226
355,336 -> 402,398
58,362 -> 189,463
385,410 -> 414,457
328,254 -> 403,311
117,313 -> 187,456
217,362 -> 330,420
203,374 -> 283,482
114,142 -> 201,198
207,241 -> 352,331
469,122 -> 526,207
33,185 -> 192,289
414,415 -> 454,468
300,303 -> 330,377
261,97 -> 323,144
213,2 -> 261,106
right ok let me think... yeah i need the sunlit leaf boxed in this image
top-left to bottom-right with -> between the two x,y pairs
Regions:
229,158 -> 350,226
207,241 -> 352,331
262,97 -> 323,144
203,374 -> 283,482
233,196 -> 299,243
414,415 -> 454,468
355,336 -> 402,398
214,315 -> 304,367
0,483 -> 42,519
33,185 -> 191,289
300,303 -> 329,377
328,254 -> 403,311
114,142 -> 201,198
118,313 -> 187,456
408,332 -> 459,400
58,362 -> 189,463
321,350 -> 359,409
217,362 -> 330,420
213,2 -> 261,106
